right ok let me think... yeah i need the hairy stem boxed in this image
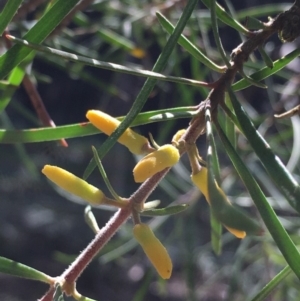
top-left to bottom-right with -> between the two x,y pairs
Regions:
62,208 -> 131,284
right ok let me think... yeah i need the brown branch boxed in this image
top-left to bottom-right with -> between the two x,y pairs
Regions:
38,286 -> 56,301
61,207 -> 131,285
21,75 -> 68,147
275,105 -> 300,119
181,0 -> 300,146
48,164 -> 174,298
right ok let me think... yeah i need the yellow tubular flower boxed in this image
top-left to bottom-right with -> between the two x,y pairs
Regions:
133,144 -> 180,183
191,167 -> 247,239
42,165 -> 104,205
86,110 -> 148,155
172,129 -> 186,144
224,226 -> 246,239
133,223 -> 172,279
191,167 -> 209,201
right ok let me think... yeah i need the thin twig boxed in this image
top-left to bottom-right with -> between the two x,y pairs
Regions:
274,105 -> 300,119
3,30 -> 68,147
62,208 -> 131,284
22,76 -> 68,147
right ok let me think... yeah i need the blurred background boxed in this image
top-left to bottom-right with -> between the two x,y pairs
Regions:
0,0 -> 300,300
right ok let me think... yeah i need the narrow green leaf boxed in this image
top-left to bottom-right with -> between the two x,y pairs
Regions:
258,45 -> 274,69
203,104 -> 223,251
96,28 -> 140,53
250,265 -> 292,301
156,12 -> 225,73
205,104 -> 223,252
244,16 -> 266,30
140,204 -> 189,216
7,65 -> 26,86
228,87 -> 300,214
82,0 -> 200,179
225,94 -> 236,148
232,48 -> 300,91
210,0 -> 231,67
7,35 -> 209,88
0,0 -> 23,36
76,296 -> 97,301
235,4 -> 291,20
92,146 -> 121,201
0,256 -> 52,283
0,107 -> 197,144
53,284 -> 65,301
206,106 -> 261,236
201,0 -> 250,34
0,52 -> 36,112
216,121 -> 300,280
0,0 -> 81,80
84,206 -> 100,234
238,68 -> 267,88
74,296 -> 97,301
0,81 -> 16,90
210,210 -> 222,255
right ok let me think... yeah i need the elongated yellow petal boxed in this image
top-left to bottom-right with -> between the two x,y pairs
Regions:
133,144 -> 180,183
42,165 -> 104,205
172,129 -> 186,144
86,110 -> 148,155
133,223 -> 172,279
191,167 -> 209,201
191,167 -> 260,239
224,226 -> 246,239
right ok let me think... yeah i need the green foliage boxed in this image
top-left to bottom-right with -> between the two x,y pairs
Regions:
0,1 -> 299,300
0,256 -> 53,283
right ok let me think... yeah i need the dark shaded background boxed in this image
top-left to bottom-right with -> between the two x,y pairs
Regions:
1,1 -> 299,300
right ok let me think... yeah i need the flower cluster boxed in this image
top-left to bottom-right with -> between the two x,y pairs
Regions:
86,110 -> 180,183
42,110 -> 176,279
42,110 -> 261,281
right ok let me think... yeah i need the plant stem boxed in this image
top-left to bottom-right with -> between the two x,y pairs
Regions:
62,208 -> 131,284
38,287 -> 56,301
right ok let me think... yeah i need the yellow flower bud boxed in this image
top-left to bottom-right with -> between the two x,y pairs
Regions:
172,129 -> 186,144
133,144 -> 180,183
224,226 -> 246,239
86,110 -> 148,155
42,165 -> 104,205
191,167 -> 209,201
133,223 -> 172,279
191,167 -> 249,239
